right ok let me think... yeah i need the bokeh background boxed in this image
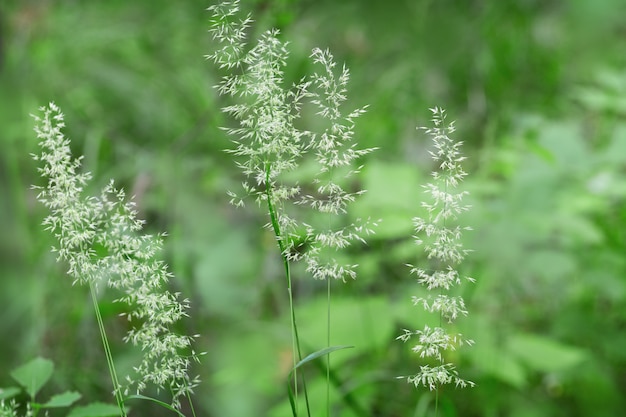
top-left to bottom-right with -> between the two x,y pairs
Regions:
1,0 -> 626,416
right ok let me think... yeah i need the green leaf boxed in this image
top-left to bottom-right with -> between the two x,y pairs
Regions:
352,161 -> 423,239
42,391 -> 81,408
287,345 -> 354,417
126,395 -> 187,417
478,349 -> 527,388
508,333 -> 587,372
10,357 -> 54,398
66,402 -> 124,417
0,387 -> 22,401
292,345 -> 354,372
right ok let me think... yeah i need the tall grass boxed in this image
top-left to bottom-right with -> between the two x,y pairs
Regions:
207,1 -> 376,415
25,3 -> 475,417
397,107 -> 475,414
32,103 -> 201,414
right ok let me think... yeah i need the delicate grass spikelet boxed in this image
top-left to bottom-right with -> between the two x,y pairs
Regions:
296,48 -> 377,281
398,107 -> 475,390
208,5 -> 375,413
32,103 -> 200,409
207,1 -> 375,280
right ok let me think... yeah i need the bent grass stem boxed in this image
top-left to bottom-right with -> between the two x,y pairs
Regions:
89,283 -> 127,417
265,164 -> 311,417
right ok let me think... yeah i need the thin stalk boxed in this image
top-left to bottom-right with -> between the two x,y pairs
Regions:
326,277 -> 331,417
89,283 -> 127,417
308,352 -> 369,417
434,178 -> 449,417
186,391 -> 198,417
325,167 -> 334,417
265,164 -> 311,417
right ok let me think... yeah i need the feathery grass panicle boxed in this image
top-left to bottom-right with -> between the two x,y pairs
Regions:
208,0 -> 310,240
206,0 -> 252,71
32,103 -> 200,409
398,107 -> 475,390
208,4 -> 375,414
296,48 -> 377,281
208,2 -> 375,280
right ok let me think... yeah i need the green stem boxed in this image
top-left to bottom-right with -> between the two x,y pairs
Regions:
325,172 -> 333,417
186,391 -> 197,417
89,283 -> 127,417
264,164 -> 310,417
434,176 -> 449,417
326,277 -> 331,417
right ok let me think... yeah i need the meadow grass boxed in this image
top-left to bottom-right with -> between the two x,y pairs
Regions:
17,2 -> 475,417
31,103 -> 201,415
397,108 -> 475,414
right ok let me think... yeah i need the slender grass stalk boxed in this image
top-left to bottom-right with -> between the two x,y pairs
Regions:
186,391 -> 198,417
89,283 -> 126,417
325,167 -> 334,417
326,276 -> 331,417
265,164 -> 311,416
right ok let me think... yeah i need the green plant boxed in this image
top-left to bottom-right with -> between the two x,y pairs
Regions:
31,103 -> 201,415
26,4 -> 479,417
397,108 -> 475,411
208,1 -> 376,415
0,357 -> 121,417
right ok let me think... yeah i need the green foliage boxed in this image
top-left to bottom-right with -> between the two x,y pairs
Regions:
66,403 -> 123,417
10,357 -> 54,399
1,0 -> 626,416
0,357 -> 117,417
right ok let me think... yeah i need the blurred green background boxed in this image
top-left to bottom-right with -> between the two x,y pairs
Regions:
1,0 -> 626,416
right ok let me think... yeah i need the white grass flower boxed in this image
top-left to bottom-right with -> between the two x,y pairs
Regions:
208,5 -> 376,413
398,107 -> 475,390
32,103 -> 200,409
296,48 -> 378,281
208,2 -> 375,282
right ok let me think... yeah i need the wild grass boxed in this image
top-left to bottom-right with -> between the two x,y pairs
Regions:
207,1 -> 377,415
17,2 -> 475,417
31,103 -> 201,415
397,107 -> 475,414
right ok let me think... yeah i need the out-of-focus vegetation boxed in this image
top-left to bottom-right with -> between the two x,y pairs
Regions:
1,0 -> 625,416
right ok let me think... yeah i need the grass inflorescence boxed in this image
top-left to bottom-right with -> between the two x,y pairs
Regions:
32,103 -> 201,413
397,108 -> 475,413
208,1 -> 377,415
23,3 -> 476,417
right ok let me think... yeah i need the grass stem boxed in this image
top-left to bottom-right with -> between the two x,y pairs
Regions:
89,283 -> 127,417
265,164 -> 311,417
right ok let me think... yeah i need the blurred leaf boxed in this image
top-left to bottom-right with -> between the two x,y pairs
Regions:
10,357 -> 54,399
574,87 -> 626,114
66,402 -> 123,417
0,387 -> 21,401
41,391 -> 81,408
297,295 -> 393,358
467,316 -> 527,388
526,249 -> 576,281
508,333 -> 587,372
604,126 -> 626,166
484,351 -> 527,389
352,161 -> 423,239
292,345 -> 354,371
